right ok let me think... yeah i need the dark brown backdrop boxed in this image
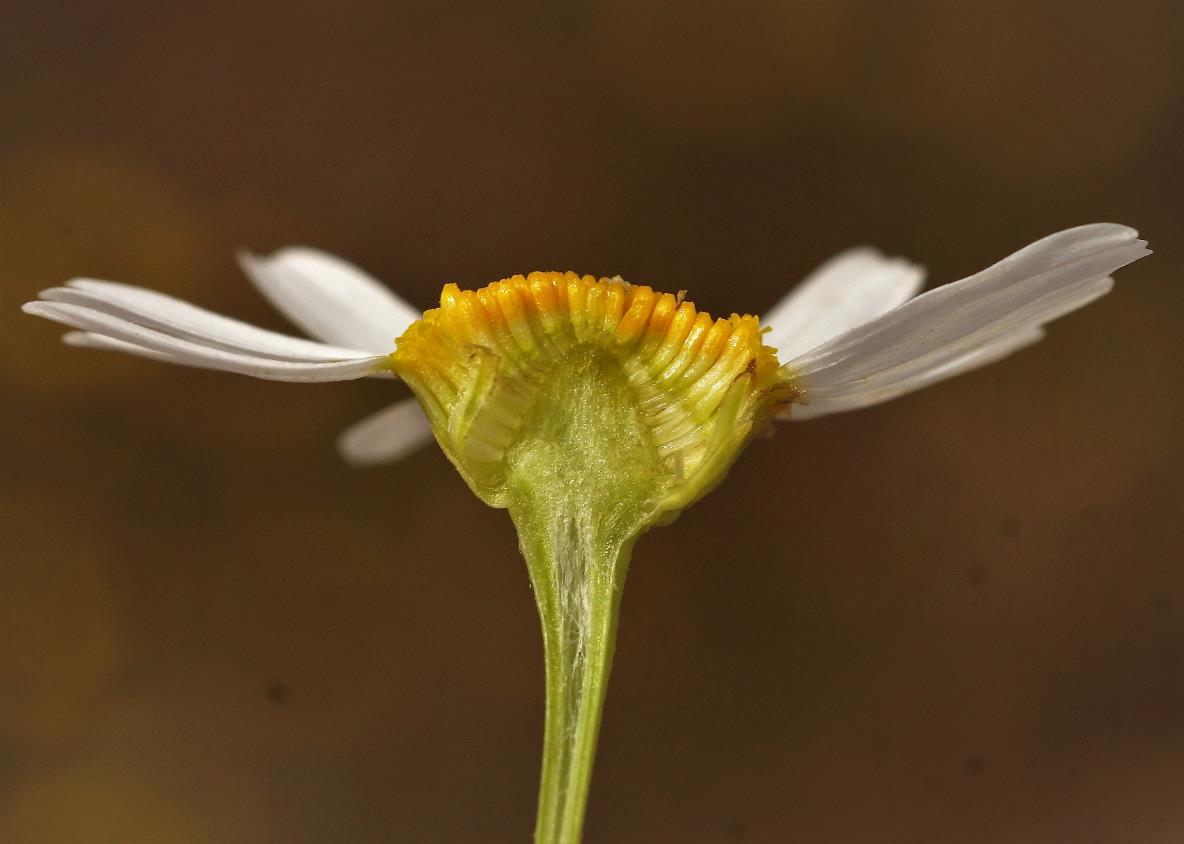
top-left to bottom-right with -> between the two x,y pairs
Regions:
3,2 -> 1183,841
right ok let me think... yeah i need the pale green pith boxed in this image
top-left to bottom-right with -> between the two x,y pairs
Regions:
506,349 -> 653,842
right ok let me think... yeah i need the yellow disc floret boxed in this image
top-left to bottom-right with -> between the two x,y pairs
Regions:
389,271 -> 796,522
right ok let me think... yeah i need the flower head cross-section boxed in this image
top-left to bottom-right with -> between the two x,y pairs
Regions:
21,222 -> 1149,844
390,272 -> 797,521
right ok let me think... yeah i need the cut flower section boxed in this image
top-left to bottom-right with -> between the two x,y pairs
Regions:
383,276 -> 801,841
21,222 -> 1150,844
390,272 -> 797,519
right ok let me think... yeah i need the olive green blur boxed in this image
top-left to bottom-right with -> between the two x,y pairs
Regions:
2,1 -> 1182,842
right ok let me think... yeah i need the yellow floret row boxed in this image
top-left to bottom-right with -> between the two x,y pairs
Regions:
424,271 -> 769,380
389,272 -> 792,483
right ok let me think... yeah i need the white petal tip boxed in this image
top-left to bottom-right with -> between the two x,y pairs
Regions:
337,439 -> 395,468
234,249 -> 270,283
234,248 -> 263,267
65,276 -> 106,288
336,399 -> 435,466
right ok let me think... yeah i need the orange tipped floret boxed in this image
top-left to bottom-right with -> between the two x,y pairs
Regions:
390,271 -> 797,513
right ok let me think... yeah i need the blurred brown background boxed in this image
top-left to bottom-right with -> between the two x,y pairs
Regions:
2,1 -> 1182,842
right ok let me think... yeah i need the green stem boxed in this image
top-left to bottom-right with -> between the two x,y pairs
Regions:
512,503 -> 637,844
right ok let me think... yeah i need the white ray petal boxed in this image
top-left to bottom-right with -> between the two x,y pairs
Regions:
763,247 -> 925,360
337,399 -> 435,466
62,328 -> 397,379
238,247 -> 421,354
795,274 -> 1114,413
785,225 -> 1149,417
64,330 -> 183,364
789,327 -> 1046,419
24,301 -> 387,382
45,280 -> 373,361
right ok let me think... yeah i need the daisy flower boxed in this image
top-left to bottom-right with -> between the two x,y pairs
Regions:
21,222 -> 1150,844
24,224 -> 1148,462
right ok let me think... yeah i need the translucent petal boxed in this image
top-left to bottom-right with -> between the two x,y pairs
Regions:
786,224 -> 1149,417
337,399 -> 435,465
45,280 -> 372,361
763,247 -> 925,360
24,301 -> 386,382
238,247 -> 421,354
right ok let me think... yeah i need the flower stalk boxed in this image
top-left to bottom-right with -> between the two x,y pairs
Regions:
515,502 -> 632,843
505,349 -> 653,842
